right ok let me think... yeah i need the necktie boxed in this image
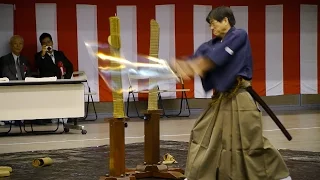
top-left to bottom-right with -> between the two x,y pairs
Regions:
49,53 -> 55,64
15,57 -> 22,80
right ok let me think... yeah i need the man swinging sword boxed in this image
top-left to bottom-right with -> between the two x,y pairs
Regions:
171,6 -> 292,180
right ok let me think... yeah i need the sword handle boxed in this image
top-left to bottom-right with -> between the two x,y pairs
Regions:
246,86 -> 292,141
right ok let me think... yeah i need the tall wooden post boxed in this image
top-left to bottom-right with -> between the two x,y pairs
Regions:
127,19 -> 185,179
100,16 -> 135,180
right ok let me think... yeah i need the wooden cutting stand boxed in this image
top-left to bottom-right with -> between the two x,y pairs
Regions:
100,16 -> 135,180
126,19 -> 185,180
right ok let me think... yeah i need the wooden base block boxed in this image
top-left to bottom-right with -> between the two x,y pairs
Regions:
107,117 -> 130,178
99,174 -> 136,180
126,109 -> 185,179
126,165 -> 185,179
141,109 -> 163,114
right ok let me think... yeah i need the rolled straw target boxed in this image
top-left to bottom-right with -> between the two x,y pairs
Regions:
0,166 -> 12,172
32,157 -> 53,167
0,170 -> 10,177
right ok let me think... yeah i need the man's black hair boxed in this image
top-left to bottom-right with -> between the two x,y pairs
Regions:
39,32 -> 52,43
206,6 -> 236,27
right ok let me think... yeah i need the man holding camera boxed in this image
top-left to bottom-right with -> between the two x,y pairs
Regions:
35,32 -> 73,79
34,33 -> 74,124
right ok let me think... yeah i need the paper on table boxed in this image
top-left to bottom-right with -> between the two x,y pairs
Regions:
25,76 -> 57,82
0,77 -> 9,82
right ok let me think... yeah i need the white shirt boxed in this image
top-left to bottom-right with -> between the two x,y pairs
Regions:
12,53 -> 19,64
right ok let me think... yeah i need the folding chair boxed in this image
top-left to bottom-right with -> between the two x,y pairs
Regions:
126,85 -> 143,119
126,74 -> 145,119
72,71 -> 97,121
60,71 -> 97,134
158,76 -> 191,118
64,83 -> 96,135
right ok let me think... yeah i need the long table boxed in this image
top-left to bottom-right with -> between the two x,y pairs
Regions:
0,79 -> 86,135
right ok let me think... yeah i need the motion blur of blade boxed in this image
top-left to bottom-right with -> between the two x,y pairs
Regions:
84,41 -> 179,81
83,41 -> 180,92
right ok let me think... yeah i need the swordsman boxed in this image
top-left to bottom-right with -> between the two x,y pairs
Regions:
172,6 -> 292,180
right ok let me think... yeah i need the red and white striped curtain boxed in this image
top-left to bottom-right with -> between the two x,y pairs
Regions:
0,1 -> 319,102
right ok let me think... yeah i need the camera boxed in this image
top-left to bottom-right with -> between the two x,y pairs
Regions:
46,46 -> 52,51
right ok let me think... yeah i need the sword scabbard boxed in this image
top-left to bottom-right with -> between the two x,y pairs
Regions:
246,86 -> 292,141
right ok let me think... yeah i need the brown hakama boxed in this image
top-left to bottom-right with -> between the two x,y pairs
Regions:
185,79 -> 290,180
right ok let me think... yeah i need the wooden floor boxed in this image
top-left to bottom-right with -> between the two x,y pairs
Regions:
0,109 -> 320,154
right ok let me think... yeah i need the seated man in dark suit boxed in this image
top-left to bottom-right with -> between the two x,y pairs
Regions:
35,32 -> 73,79
0,35 -> 32,126
0,35 -> 32,80
35,33 -> 74,124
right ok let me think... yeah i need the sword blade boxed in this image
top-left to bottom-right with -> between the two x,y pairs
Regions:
246,86 -> 292,141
